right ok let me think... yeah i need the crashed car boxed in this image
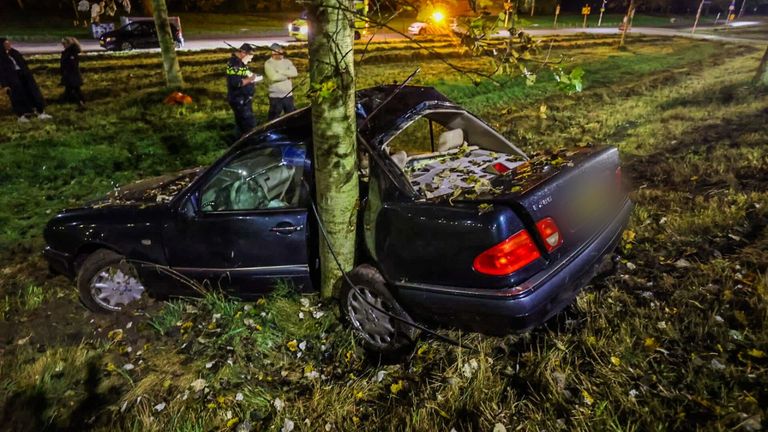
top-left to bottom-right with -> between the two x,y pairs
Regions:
44,85 -> 632,352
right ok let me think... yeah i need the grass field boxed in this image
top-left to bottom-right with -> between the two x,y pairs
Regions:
0,35 -> 766,431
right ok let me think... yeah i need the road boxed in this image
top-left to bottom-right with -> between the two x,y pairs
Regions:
12,23 -> 766,55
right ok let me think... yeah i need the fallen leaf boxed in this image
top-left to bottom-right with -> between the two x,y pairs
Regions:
287,340 -> 298,352
610,356 -> 621,366
747,349 -> 766,359
390,380 -> 405,396
190,378 -> 207,392
644,337 -> 659,351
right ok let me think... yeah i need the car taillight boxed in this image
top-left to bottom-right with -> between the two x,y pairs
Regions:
536,217 -> 563,252
473,230 -> 541,276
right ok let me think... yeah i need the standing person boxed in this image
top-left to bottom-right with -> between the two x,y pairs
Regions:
226,43 -> 262,137
60,37 -> 85,110
264,43 -> 298,121
0,38 -> 52,122
90,1 -> 104,24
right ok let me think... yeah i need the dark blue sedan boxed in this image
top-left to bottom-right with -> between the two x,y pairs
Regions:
44,86 -> 632,353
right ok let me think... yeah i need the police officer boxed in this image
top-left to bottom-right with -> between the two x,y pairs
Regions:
226,43 -> 262,137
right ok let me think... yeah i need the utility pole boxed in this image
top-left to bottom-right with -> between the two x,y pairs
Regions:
597,0 -> 607,27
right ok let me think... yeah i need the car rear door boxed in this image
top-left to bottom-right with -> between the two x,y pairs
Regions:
162,144 -> 312,298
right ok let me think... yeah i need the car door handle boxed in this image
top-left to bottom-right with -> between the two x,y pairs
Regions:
270,224 -> 303,234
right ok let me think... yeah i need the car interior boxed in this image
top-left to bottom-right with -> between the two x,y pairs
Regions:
200,146 -> 303,212
382,110 -> 527,198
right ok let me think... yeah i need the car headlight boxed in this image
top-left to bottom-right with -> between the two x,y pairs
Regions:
300,25 -> 308,35
104,37 -> 115,42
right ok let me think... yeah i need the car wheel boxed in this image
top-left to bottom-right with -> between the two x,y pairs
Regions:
120,41 -> 133,51
354,31 -> 361,40
77,249 -> 145,313
174,40 -> 182,49
341,264 -> 418,354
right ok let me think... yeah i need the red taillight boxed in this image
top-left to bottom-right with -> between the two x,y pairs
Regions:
473,230 -> 541,276
493,162 -> 511,174
536,217 -> 563,252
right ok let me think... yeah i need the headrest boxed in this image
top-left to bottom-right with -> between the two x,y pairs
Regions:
437,129 -> 464,152
390,150 -> 408,169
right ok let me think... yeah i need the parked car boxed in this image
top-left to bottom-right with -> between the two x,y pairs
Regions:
99,21 -> 184,51
44,85 -> 632,353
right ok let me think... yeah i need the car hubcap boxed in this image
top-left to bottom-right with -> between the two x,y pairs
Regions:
90,264 -> 144,311
347,286 -> 397,347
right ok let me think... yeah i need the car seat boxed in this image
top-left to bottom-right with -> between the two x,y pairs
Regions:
437,129 -> 464,152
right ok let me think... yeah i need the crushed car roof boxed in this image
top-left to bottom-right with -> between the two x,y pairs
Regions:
238,85 -> 456,149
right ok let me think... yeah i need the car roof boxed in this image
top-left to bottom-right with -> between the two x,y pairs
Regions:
356,85 -> 455,144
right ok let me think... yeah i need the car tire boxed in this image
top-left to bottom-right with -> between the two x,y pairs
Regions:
340,264 -> 418,354
77,249 -> 145,313
354,31 -> 361,40
120,41 -> 133,51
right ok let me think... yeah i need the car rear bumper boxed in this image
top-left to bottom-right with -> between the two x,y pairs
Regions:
43,247 -> 75,279
394,198 -> 633,335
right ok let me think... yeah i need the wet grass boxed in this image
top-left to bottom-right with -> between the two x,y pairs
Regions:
0,36 -> 766,431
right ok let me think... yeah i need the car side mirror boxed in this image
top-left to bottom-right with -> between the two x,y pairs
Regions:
177,195 -> 197,221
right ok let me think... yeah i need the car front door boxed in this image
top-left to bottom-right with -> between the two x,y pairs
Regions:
162,144 -> 311,298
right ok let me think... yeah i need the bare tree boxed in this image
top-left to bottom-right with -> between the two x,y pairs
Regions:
151,0 -> 184,88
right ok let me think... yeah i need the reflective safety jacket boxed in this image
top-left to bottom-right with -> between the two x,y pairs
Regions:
226,54 -> 254,103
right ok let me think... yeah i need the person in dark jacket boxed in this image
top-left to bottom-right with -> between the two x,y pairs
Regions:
60,37 -> 85,109
0,38 -> 52,122
226,43 -> 262,137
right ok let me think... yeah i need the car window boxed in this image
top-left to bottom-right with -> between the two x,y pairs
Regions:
386,117 -> 449,156
200,146 -> 305,213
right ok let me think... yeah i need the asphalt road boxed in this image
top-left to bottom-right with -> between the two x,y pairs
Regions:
12,24 -> 766,55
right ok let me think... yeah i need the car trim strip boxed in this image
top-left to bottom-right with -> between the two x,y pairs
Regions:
171,264 -> 309,273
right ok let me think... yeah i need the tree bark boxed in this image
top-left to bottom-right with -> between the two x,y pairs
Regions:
755,46 -> 768,87
308,0 -> 358,299
619,0 -> 634,49
151,0 -> 184,88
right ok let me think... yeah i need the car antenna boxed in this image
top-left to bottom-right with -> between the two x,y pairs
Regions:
357,67 -> 421,131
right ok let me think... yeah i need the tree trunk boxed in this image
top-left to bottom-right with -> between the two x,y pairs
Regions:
151,0 -> 184,88
308,0 -> 358,299
755,46 -> 768,87
619,0 -> 634,49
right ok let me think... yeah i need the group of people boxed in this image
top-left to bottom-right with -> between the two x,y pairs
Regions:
75,0 -> 131,26
0,37 -> 85,123
2,37 -> 296,133
226,42 -> 299,137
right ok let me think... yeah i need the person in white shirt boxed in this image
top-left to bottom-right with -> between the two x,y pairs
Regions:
264,43 -> 298,121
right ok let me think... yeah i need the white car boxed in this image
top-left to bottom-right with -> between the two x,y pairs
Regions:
407,22 -> 428,35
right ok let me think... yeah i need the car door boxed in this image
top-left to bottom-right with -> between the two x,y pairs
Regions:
162,144 -> 311,298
